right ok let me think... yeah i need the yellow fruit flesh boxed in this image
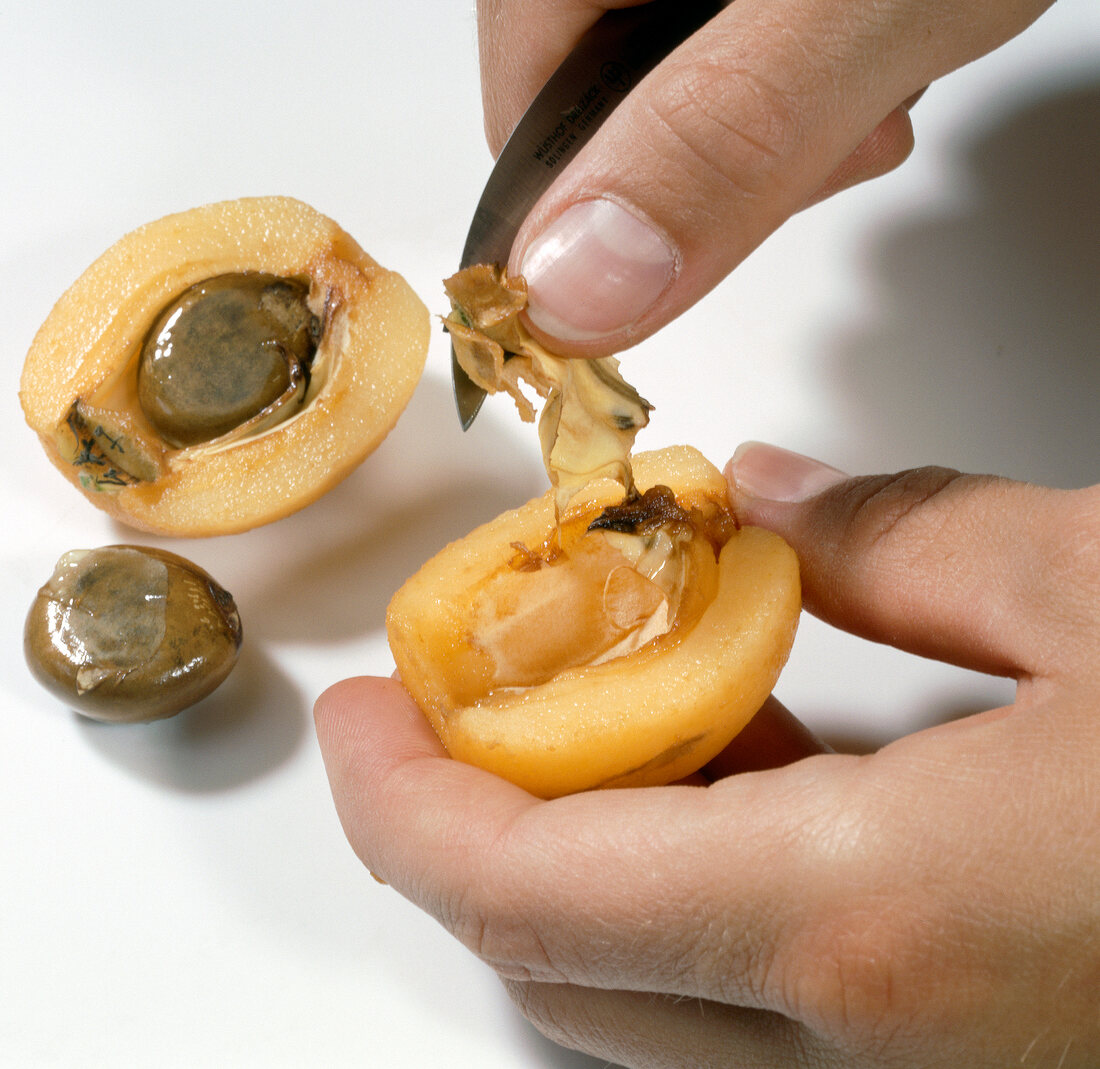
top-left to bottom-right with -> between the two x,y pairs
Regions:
20,197 -> 429,536
387,446 -> 801,798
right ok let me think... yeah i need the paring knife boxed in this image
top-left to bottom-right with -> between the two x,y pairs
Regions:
452,0 -> 726,429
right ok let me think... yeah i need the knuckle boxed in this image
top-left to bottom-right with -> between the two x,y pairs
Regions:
786,905 -> 920,1053
798,466 -> 975,608
501,979 -> 583,1049
838,466 -> 972,554
441,881 -> 569,984
1041,486 -> 1100,595
764,778 -> 928,1046
642,55 -> 802,203
775,827 -> 930,1052
1028,486 -> 1100,671
827,472 -> 1100,673
805,468 -> 1100,678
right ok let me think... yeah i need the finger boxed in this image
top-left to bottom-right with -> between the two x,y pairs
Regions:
803,87 -> 928,206
479,1 -> 919,184
314,675 -> 535,880
508,0 -> 1050,354
725,441 -> 1100,682
703,695 -> 832,779
503,979 -> 816,1069
801,103 -> 914,208
313,673 -> 848,1012
478,1 -> 629,155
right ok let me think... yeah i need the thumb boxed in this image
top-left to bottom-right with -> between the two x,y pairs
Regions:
725,442 -> 1100,684
510,0 -> 1046,354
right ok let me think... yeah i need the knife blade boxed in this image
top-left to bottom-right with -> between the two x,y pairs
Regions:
452,0 -> 727,429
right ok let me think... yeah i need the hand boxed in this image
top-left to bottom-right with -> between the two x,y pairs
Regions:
315,441 -> 1099,1068
476,0 -> 1053,355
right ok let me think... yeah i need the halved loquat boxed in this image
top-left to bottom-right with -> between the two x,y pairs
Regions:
20,196 -> 429,536
387,445 -> 801,798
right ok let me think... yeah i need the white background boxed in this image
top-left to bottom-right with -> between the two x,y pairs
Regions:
2,2 -> 1097,1066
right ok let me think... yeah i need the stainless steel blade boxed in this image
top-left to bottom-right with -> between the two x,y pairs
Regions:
452,0 -> 726,429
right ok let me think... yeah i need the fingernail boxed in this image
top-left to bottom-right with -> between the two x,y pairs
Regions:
727,442 -> 848,503
518,198 -> 678,342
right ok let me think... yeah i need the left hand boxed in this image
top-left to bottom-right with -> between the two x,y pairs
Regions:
314,444 -> 1100,1068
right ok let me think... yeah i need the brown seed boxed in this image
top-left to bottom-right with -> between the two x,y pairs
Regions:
24,545 -> 242,723
137,272 -> 318,448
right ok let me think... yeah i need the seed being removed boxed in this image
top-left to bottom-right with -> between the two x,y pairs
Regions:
24,545 -> 243,723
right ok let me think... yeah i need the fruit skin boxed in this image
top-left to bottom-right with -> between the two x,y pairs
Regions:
387,445 -> 802,798
20,197 -> 429,536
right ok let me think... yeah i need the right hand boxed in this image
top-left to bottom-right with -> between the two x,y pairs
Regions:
476,0 -> 1054,354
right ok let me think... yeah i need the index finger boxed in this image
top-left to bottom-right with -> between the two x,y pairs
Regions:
313,674 -> 843,1012
478,1 -> 645,154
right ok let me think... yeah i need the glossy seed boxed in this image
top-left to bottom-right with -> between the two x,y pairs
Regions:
24,545 -> 243,723
137,272 -> 319,448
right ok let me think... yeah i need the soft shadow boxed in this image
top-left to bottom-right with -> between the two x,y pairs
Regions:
820,695 -> 1008,755
242,479 -> 530,645
98,373 -> 542,645
76,641 -> 306,791
76,372 -> 540,783
231,373 -> 545,645
513,1016 -> 626,1069
829,81 -> 1100,487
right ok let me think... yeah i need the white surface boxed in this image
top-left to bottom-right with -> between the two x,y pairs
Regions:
2,3 -> 1097,1066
